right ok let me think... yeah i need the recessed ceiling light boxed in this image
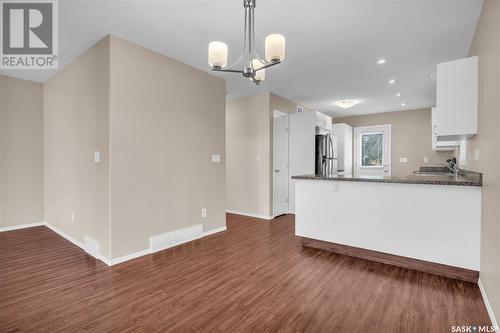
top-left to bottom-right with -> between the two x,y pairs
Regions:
396,93 -> 401,97
401,102 -> 407,106
388,79 -> 396,84
376,59 -> 386,65
334,100 -> 359,109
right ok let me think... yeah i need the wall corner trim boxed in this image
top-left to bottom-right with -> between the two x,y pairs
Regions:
478,278 -> 499,330
226,210 -> 274,220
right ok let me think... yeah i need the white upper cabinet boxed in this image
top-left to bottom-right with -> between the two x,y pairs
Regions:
436,56 -> 478,141
314,111 -> 332,131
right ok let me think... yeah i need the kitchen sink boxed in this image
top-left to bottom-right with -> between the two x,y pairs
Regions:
413,171 -> 454,176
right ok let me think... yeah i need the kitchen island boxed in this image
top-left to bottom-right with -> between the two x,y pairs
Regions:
292,171 -> 482,282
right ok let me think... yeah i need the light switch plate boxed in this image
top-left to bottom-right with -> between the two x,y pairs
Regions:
94,151 -> 100,163
399,157 -> 408,163
201,208 -> 207,218
424,157 -> 428,163
212,154 -> 221,163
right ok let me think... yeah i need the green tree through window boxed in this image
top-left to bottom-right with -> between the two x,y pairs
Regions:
361,133 -> 383,166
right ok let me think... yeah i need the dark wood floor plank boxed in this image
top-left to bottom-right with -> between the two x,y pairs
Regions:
0,213 -> 492,332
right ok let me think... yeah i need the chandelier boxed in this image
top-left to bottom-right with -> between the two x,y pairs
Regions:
207,0 -> 285,85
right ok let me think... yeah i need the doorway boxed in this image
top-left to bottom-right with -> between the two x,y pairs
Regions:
354,125 -> 391,177
273,110 -> 289,217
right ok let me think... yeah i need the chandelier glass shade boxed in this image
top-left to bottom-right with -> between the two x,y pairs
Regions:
207,0 -> 285,85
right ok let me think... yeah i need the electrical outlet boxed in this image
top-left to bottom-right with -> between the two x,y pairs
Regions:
399,157 -> 408,163
424,157 -> 428,163
70,212 -> 75,223
201,208 -> 207,218
94,151 -> 100,163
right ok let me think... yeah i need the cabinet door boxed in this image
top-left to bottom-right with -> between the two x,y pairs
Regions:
436,56 -> 478,140
315,111 -> 332,131
432,108 -> 460,151
431,107 -> 438,141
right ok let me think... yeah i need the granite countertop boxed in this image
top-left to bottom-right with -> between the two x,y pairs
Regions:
291,168 -> 482,187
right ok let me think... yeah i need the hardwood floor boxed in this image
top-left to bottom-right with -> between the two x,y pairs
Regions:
0,213 -> 491,332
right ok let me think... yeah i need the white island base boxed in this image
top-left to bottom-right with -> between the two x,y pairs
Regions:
294,179 -> 481,282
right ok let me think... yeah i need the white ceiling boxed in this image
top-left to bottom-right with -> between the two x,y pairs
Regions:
1,0 -> 482,117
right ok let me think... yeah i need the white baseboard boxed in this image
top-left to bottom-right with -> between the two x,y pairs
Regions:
2,220 -> 228,267
110,249 -> 150,266
45,223 -> 111,265
203,226 -> 227,237
0,221 -> 45,232
1,221 -> 111,265
226,210 -> 274,220
111,225 -> 228,266
479,278 -> 499,331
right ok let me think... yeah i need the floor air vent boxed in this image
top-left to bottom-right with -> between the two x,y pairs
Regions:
149,224 -> 203,253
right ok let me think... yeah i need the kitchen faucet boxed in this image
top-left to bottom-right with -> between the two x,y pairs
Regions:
439,159 -> 460,177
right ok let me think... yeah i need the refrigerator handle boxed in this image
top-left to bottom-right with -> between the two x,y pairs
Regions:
329,136 -> 334,158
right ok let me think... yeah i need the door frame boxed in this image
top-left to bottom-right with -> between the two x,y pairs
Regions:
353,124 -> 391,177
272,110 -> 289,217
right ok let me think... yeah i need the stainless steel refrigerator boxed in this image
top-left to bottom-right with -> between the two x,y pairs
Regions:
315,134 -> 338,177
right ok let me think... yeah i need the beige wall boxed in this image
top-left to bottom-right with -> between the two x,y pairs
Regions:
466,0 -> 500,323
44,37 -> 111,257
226,93 -> 271,217
0,75 -> 44,228
226,92 -> 309,217
109,36 -> 226,258
335,108 -> 454,177
40,34 -> 227,260
270,93 -> 310,115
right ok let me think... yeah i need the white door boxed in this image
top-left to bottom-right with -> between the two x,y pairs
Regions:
273,111 -> 289,217
354,125 -> 391,177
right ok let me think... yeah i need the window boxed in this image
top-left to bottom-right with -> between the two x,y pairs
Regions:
361,132 -> 383,167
